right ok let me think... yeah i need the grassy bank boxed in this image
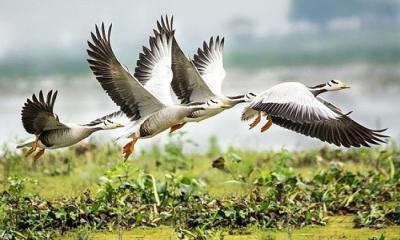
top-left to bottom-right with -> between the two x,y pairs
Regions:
0,134 -> 399,239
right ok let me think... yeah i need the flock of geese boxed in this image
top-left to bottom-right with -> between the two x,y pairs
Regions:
17,16 -> 388,161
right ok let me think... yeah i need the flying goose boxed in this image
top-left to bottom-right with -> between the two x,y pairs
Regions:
242,80 -> 388,147
17,90 -> 125,160
152,16 -> 256,133
87,23 -> 227,160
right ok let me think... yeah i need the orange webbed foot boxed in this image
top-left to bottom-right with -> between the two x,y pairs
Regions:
261,116 -> 273,133
25,137 -> 39,157
249,112 -> 261,129
122,135 -> 138,161
33,149 -> 45,161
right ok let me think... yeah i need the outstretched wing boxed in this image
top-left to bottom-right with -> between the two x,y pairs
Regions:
271,114 -> 388,148
134,31 -> 174,105
87,23 -> 165,120
193,36 -> 226,95
155,15 -> 216,104
250,82 -> 340,123
21,90 -> 68,135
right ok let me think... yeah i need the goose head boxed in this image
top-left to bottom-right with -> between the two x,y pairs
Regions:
243,92 -> 257,102
99,119 -> 125,130
309,80 -> 350,96
206,99 -> 231,109
325,80 -> 350,91
226,92 -> 257,103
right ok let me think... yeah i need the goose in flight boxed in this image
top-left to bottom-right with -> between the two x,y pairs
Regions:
17,90 -> 125,160
87,23 -> 227,160
153,16 -> 256,133
242,80 -> 388,147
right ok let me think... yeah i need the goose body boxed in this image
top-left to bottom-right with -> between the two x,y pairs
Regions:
87,23 -> 224,160
19,125 -> 98,150
242,80 -> 388,147
18,90 -> 125,159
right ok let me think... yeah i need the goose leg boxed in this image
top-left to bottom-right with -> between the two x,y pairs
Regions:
170,123 -> 186,133
33,149 -> 45,161
123,134 -> 138,161
249,112 -> 261,129
261,115 -> 273,132
25,136 -> 39,157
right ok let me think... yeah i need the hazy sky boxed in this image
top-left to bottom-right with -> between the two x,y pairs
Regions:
0,0 -> 291,57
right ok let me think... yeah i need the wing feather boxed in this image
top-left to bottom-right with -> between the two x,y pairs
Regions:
21,90 -> 68,135
155,15 -> 215,103
193,36 -> 226,95
87,23 -> 164,120
270,105 -> 388,148
134,31 -> 174,105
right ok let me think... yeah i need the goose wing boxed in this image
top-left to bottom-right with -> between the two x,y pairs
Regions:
271,109 -> 388,148
156,15 -> 216,104
87,23 -> 165,120
21,90 -> 68,135
134,31 -> 174,105
250,82 -> 340,123
193,36 -> 226,95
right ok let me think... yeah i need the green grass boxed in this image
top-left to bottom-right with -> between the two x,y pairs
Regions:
1,134 -> 399,239
61,216 -> 400,240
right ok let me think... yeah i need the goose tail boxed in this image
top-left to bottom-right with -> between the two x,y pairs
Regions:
241,107 -> 259,121
16,138 -> 35,149
113,120 -> 139,142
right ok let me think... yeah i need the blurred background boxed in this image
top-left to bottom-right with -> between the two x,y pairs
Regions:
1,0 -> 399,151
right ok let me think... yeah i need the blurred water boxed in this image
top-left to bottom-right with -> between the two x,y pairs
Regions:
1,64 -> 399,152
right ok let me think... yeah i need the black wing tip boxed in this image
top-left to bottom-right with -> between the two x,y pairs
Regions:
89,22 -> 112,45
156,14 -> 175,36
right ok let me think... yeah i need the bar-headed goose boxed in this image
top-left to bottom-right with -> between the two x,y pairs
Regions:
242,80 -> 388,147
87,24 -> 226,160
152,16 -> 256,132
17,90 -> 125,160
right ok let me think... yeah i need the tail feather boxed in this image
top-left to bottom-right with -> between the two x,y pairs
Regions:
113,120 -> 140,142
241,107 -> 259,121
16,138 -> 35,149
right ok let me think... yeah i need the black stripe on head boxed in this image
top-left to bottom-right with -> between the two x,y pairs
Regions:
309,83 -> 326,89
331,80 -> 338,84
227,95 -> 244,100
